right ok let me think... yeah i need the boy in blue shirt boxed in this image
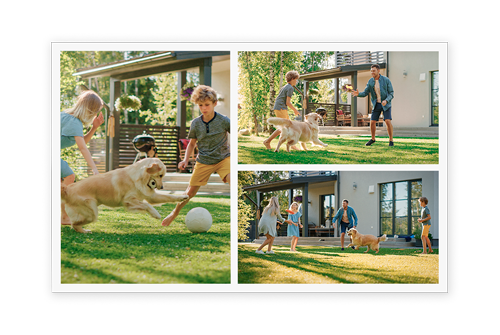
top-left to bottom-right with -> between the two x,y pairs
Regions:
352,64 -> 395,146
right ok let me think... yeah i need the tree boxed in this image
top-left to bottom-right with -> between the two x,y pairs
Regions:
238,51 -> 303,133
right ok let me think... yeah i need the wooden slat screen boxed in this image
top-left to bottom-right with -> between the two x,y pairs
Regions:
118,124 -> 180,172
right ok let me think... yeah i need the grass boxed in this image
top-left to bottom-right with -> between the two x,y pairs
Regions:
238,244 -> 439,284
238,134 -> 439,164
61,195 -> 230,284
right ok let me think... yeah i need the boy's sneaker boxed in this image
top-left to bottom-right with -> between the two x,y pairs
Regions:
255,250 -> 265,254
365,139 -> 376,146
266,250 -> 275,254
389,141 -> 394,147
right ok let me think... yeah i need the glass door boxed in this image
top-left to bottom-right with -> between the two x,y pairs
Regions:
321,194 -> 335,237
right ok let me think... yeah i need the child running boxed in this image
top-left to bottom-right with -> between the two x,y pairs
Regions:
162,85 -> 230,227
287,202 -> 302,252
255,197 -> 285,254
263,70 -> 301,150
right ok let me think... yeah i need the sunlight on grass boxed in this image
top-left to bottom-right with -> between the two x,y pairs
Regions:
238,135 -> 439,164
61,196 -> 230,284
238,244 -> 439,284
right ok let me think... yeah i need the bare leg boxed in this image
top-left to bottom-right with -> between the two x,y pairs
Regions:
370,120 -> 377,141
264,129 -> 281,149
268,236 -> 275,251
161,185 -> 200,227
422,235 -> 433,253
421,234 -> 428,254
385,119 -> 394,142
257,235 -> 272,251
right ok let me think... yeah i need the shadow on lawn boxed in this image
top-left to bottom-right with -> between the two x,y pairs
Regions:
238,136 -> 439,165
238,246 -> 435,284
61,199 -> 230,284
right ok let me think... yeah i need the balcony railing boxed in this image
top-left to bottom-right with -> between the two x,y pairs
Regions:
289,171 -> 336,179
336,51 -> 385,67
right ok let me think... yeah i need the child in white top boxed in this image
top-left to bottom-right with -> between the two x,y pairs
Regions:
256,197 -> 286,254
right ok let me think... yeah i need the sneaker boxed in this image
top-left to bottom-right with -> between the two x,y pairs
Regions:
341,248 -> 344,251
266,250 -> 275,254
365,139 -> 376,146
255,250 -> 265,254
389,141 -> 394,147
351,246 -> 355,249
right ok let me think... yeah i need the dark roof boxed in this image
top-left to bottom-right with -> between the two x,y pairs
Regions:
73,51 -> 230,80
243,172 -> 337,193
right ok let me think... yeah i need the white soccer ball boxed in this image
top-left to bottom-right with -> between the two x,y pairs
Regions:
185,207 -> 212,233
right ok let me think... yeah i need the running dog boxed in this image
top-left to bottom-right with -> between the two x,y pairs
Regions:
267,112 -> 328,152
61,158 -> 189,233
346,228 -> 388,253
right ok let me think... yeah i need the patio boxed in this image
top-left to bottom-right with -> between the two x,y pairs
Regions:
73,51 -> 230,172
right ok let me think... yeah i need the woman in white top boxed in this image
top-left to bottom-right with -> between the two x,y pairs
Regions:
256,197 -> 287,254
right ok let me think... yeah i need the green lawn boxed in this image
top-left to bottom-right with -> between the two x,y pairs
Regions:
61,196 -> 230,284
238,134 -> 439,164
238,244 -> 439,284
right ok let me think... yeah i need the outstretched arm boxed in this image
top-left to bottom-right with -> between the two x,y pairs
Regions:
75,136 -> 99,175
179,138 -> 197,170
286,96 -> 300,116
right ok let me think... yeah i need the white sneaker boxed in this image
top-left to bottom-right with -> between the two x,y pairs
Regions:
266,250 -> 275,254
255,250 -> 265,254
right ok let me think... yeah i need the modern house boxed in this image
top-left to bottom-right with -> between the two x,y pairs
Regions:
242,170 -> 439,244
301,51 -> 440,136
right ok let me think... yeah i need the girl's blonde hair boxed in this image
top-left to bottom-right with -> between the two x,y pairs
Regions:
66,90 -> 103,127
263,197 -> 280,217
191,85 -> 218,104
289,202 -> 299,211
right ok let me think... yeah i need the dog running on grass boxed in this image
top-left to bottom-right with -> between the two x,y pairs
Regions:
61,158 -> 189,233
267,112 -> 328,152
346,228 -> 388,253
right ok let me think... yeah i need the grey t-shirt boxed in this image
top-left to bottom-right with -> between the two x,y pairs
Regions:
421,206 -> 431,225
188,112 -> 230,165
273,83 -> 295,110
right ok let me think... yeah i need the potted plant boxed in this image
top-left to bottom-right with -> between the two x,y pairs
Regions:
115,94 -> 141,112
180,82 -> 196,101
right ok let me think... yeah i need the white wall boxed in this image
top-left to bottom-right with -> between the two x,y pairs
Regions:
306,181 -> 335,226
353,52 -> 439,128
337,171 -> 439,238
388,52 -> 439,127
211,59 -> 230,118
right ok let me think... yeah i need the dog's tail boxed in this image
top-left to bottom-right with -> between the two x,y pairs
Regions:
267,117 -> 293,128
378,234 -> 388,242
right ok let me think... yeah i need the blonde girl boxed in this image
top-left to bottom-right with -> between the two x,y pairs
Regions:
61,90 -> 105,224
287,202 -> 302,252
256,197 -> 285,254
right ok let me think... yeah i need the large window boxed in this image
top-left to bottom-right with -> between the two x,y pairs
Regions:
431,71 -> 439,125
380,180 -> 422,236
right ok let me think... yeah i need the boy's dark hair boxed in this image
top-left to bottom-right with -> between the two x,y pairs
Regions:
371,64 -> 381,70
419,197 -> 429,205
342,199 -> 349,204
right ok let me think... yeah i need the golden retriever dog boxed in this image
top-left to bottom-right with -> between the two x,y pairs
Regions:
61,158 -> 189,233
267,112 -> 328,152
346,228 -> 388,253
